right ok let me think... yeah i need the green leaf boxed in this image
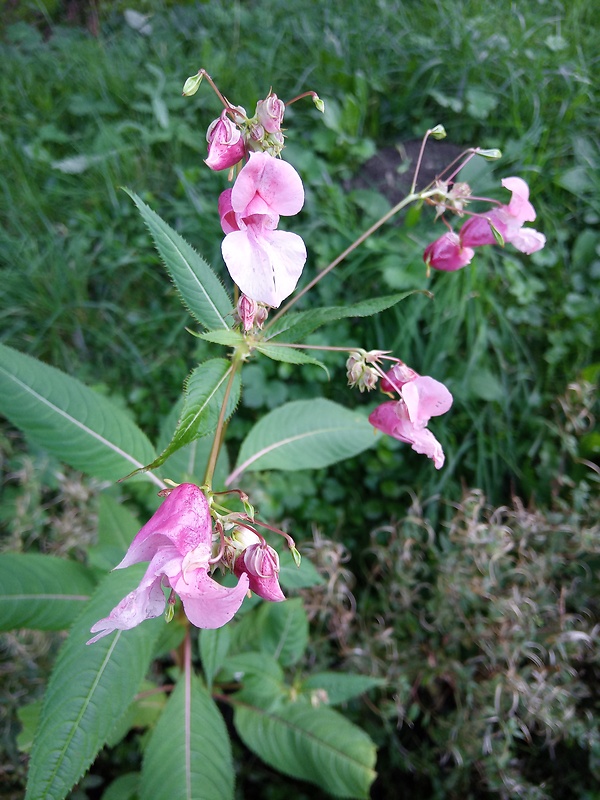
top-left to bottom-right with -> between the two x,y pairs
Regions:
25,566 -> 163,800
266,292 -> 417,343
140,673 -> 234,800
16,700 -> 42,754
0,554 -> 97,631
228,399 -> 377,484
0,344 -> 159,484
278,548 -> 324,590
87,494 -> 142,572
255,344 -> 329,376
301,672 -> 385,706
124,189 -> 232,330
195,329 -> 245,347
254,598 -> 309,667
157,401 -> 230,488
199,626 -> 231,690
101,772 -> 140,800
233,702 -> 377,799
138,359 -> 241,475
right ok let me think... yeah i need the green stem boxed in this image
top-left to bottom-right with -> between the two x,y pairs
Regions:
203,353 -> 243,488
266,191 -> 421,331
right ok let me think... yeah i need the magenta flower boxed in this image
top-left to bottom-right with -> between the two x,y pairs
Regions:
369,365 -> 453,469
205,111 -> 247,171
234,542 -> 285,602
87,484 -> 249,644
220,152 -> 306,307
460,177 -> 546,255
423,231 -> 475,272
255,92 -> 285,134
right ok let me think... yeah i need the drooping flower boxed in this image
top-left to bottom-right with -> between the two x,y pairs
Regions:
424,231 -> 475,272
87,484 -> 249,644
234,542 -> 285,602
205,110 -> 247,171
220,152 -> 306,307
369,364 -> 453,469
459,177 -> 546,254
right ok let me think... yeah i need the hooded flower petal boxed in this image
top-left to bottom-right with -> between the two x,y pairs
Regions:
116,483 -> 212,570
231,152 -> 304,217
205,111 -> 246,171
401,376 -> 453,425
424,231 -> 475,272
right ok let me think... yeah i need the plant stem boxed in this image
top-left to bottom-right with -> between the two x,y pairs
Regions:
203,354 -> 243,488
266,191 -> 420,330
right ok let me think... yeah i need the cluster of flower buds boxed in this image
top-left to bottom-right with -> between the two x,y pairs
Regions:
87,483 -> 291,643
346,351 -> 453,469
424,177 -> 546,272
235,294 -> 269,332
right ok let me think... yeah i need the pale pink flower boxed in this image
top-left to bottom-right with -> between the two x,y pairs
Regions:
370,364 -> 452,469
87,484 -> 249,644
220,152 -> 306,307
460,177 -> 546,254
205,111 -> 246,171
234,542 -> 285,602
424,231 -> 475,272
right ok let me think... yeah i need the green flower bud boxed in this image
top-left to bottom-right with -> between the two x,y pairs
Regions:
430,124 -> 447,140
182,72 -> 203,97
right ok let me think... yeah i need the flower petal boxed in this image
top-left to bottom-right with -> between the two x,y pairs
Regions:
231,152 -> 304,217
116,484 -> 212,570
175,571 -> 250,629
221,228 -> 306,307
402,376 -> 453,425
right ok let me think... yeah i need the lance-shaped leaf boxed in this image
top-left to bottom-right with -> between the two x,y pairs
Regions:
0,554 -> 97,631
255,344 -> 329,377
124,189 -> 232,330
233,700 -> 377,799
140,672 -> 234,800
0,343 -> 160,485
136,359 -> 241,474
25,566 -> 163,800
265,291 -> 420,343
227,399 -> 376,485
199,627 -> 231,690
300,672 -> 385,706
87,494 -> 142,572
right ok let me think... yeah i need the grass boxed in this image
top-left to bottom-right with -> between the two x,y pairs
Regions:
0,0 -> 599,797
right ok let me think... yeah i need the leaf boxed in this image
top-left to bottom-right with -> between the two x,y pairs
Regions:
255,344 -> 329,376
278,548 -> 324,590
0,554 -> 97,631
228,399 -> 377,484
25,566 -> 163,800
233,701 -> 377,799
199,626 -> 231,690
195,329 -> 245,347
266,291 -> 417,343
0,343 -> 159,484
16,700 -> 42,754
87,494 -> 142,572
301,672 -> 385,706
157,401 -> 231,488
140,673 -> 234,800
101,772 -> 140,800
254,598 -> 309,667
139,359 -> 241,474
124,189 -> 232,330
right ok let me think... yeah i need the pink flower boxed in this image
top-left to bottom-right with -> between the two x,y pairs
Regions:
220,152 -> 306,307
205,111 -> 247,171
423,231 -> 475,272
369,365 -> 453,469
234,542 -> 285,602
87,484 -> 249,644
460,177 -> 546,255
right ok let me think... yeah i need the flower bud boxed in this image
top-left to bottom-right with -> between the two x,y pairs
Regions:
430,124 -> 447,140
182,72 -> 203,97
234,542 -> 285,602
256,92 -> 285,134
423,231 -> 475,272
237,294 -> 258,332
205,111 -> 246,171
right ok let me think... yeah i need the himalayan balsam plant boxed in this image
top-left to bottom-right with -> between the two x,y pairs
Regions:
0,68 -> 545,800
